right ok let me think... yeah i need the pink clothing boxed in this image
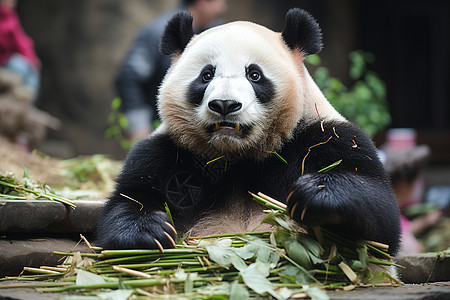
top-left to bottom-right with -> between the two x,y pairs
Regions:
399,214 -> 422,255
0,5 -> 39,68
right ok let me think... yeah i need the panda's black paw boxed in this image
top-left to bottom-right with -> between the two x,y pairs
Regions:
97,210 -> 178,250
287,173 -> 345,227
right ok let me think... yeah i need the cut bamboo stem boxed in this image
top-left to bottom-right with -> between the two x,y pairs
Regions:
112,266 -> 151,278
257,192 -> 287,209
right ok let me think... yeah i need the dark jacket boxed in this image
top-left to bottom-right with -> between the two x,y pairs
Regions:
115,9 -> 179,132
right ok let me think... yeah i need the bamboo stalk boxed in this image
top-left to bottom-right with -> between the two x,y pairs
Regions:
40,266 -> 69,273
112,266 -> 151,278
53,251 -> 100,258
99,248 -> 204,258
0,282 -> 72,289
248,192 -> 287,213
257,192 -> 287,209
363,240 -> 389,251
80,234 -> 97,254
188,231 -> 270,240
23,267 -> 61,275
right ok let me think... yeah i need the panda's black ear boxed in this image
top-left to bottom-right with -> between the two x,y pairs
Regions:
160,11 -> 194,56
282,8 -> 323,55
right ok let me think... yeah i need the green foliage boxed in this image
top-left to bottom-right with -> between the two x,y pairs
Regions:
59,154 -> 121,185
105,97 -> 132,150
0,169 -> 76,208
3,208 -> 402,299
306,51 -> 391,137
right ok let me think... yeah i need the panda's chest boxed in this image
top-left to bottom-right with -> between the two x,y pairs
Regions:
160,149 -> 294,214
161,154 -> 242,211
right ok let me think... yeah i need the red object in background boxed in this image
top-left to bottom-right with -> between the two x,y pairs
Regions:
0,5 -> 39,68
386,128 -> 417,153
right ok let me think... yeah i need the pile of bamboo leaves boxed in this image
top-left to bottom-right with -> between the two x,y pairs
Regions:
0,193 -> 402,300
57,154 -> 122,198
0,169 -> 76,208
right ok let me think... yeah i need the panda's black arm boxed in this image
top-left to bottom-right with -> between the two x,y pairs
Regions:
96,134 -> 180,250
285,121 -> 401,254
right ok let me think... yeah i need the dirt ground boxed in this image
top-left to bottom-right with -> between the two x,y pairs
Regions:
0,136 -> 65,186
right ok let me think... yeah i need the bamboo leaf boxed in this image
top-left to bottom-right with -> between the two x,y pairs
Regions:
301,236 -> 324,258
284,239 -> 312,269
318,159 -> 342,173
367,271 -> 389,285
164,202 -> 175,227
98,289 -> 133,300
184,272 -> 193,294
267,151 -> 288,164
305,286 -> 330,300
230,281 -> 249,300
357,245 -> 368,270
261,212 -> 291,230
338,262 -> 358,283
232,243 -> 258,260
279,264 -> 316,284
252,261 -> 271,277
240,263 -> 282,300
205,241 -> 247,272
256,246 -> 278,268
76,269 -> 105,285
277,287 -> 292,299
272,229 -> 291,245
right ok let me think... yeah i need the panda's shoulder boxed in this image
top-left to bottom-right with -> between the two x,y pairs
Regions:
292,120 -> 375,150
284,120 -> 383,173
120,132 -> 178,177
128,133 -> 174,159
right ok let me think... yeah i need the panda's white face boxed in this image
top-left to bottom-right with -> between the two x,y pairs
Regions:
158,21 -> 334,158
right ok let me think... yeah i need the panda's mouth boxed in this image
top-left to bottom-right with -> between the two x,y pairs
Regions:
208,121 -> 248,137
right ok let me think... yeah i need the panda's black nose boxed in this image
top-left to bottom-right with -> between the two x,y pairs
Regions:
208,100 -> 242,116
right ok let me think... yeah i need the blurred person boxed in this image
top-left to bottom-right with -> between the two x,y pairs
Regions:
0,0 -> 40,102
381,141 -> 442,255
115,0 -> 227,141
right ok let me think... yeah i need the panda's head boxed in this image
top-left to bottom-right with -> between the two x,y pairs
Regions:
157,8 -> 343,159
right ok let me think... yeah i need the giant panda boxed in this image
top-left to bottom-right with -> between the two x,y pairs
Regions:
97,8 -> 401,255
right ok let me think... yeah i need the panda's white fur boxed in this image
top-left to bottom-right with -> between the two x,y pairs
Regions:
158,21 -> 345,159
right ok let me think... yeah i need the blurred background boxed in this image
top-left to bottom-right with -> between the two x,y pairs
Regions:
10,0 -> 449,162
0,0 -> 448,253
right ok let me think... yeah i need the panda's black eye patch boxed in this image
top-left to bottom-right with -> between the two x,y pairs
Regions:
246,64 -> 264,82
246,64 -> 275,104
187,64 -> 215,105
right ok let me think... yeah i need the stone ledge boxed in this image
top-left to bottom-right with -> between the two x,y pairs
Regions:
397,253 -> 450,283
0,238 -> 449,298
0,199 -> 106,233
327,282 -> 450,299
0,236 -> 91,277
0,282 -> 449,300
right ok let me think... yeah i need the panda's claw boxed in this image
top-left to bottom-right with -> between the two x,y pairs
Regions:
164,231 -> 177,247
290,201 -> 299,219
154,238 -> 164,252
300,206 -> 308,221
165,222 -> 178,235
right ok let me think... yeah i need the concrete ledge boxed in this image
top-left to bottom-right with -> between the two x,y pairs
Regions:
327,282 -> 450,299
0,236 -> 91,277
397,253 -> 450,283
0,199 -> 106,233
1,282 -> 449,299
